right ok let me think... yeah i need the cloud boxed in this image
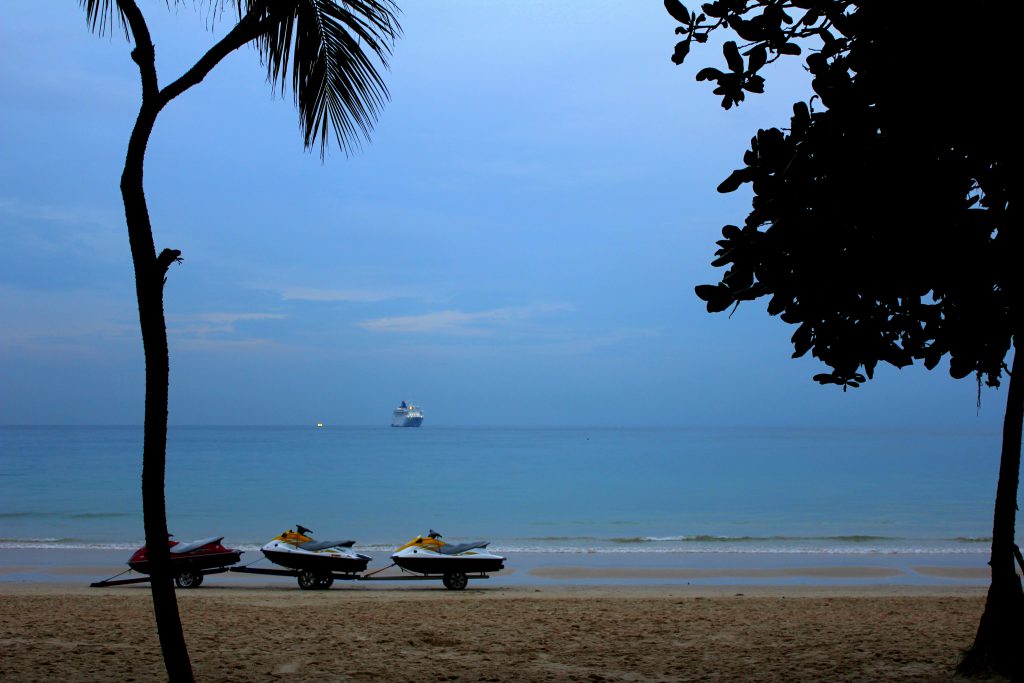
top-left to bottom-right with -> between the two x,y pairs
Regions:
0,198 -> 111,227
355,304 -> 571,335
278,287 -> 402,303
0,284 -> 136,356
0,197 -> 123,259
167,312 -> 286,337
189,313 -> 287,325
173,337 -> 279,352
539,327 -> 662,354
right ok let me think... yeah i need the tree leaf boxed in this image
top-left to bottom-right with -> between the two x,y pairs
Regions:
696,67 -> 724,81
664,0 -> 691,24
701,2 -> 726,18
717,169 -> 749,193
694,284 -> 721,301
254,0 -> 401,157
723,41 -> 743,73
80,0 -> 128,39
791,323 -> 813,355
747,44 -> 767,72
672,40 -> 691,64
742,75 -> 765,93
777,41 -> 802,56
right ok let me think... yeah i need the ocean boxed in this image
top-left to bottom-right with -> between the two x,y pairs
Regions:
0,425 -> 1008,558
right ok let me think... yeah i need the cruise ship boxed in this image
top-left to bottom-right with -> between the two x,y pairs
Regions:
392,401 -> 424,428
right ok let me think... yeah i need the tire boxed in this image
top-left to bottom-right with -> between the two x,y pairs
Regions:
175,568 -> 202,589
316,574 -> 334,590
297,569 -> 318,590
442,572 -> 468,590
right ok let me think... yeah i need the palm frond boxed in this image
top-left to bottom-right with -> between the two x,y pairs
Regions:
81,0 -> 194,39
80,0 -> 129,38
83,0 -> 399,156
249,0 -> 401,156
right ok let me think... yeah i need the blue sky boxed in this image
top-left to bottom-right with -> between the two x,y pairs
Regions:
0,2 -> 1006,428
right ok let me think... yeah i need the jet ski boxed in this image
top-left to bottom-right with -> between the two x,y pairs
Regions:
261,525 -> 371,589
128,535 -> 243,588
391,530 -> 505,588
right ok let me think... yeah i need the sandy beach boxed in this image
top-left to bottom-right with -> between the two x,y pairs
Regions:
0,548 -> 1001,680
0,581 -> 992,682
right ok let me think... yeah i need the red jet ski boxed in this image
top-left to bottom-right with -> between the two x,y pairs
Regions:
128,535 -> 243,588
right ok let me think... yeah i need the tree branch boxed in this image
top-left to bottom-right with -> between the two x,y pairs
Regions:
156,248 -> 183,275
158,8 -> 280,108
115,0 -> 158,101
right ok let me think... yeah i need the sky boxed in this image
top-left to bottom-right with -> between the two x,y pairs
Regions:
0,2 -> 1008,429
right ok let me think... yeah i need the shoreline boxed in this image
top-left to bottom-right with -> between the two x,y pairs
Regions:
0,582 -> 990,598
0,547 -> 992,588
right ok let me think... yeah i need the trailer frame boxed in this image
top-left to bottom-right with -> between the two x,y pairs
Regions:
90,565 -> 232,588
229,565 -> 490,590
92,563 -> 497,591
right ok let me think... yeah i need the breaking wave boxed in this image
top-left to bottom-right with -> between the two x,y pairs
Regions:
609,535 -> 896,544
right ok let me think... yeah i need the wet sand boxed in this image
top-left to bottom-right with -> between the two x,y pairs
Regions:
0,582 -> 992,682
0,547 -> 992,587
528,566 -> 911,580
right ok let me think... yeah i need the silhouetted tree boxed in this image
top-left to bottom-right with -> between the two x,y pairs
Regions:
81,1 -> 399,679
666,0 -> 1019,676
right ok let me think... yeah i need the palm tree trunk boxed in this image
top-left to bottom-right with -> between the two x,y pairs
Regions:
959,341 -> 1024,678
135,259 -> 192,683
116,2 -> 193,679
122,106 -> 194,683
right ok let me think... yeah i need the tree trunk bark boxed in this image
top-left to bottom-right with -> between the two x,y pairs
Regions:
115,2 -> 193,678
122,112 -> 194,683
958,341 -> 1024,679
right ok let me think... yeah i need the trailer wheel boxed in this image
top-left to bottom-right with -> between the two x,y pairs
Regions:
175,568 -> 203,589
297,569 -> 318,590
442,572 -> 468,590
316,574 -> 334,589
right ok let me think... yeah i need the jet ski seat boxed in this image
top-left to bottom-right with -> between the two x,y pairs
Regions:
170,536 -> 224,554
299,539 -> 356,551
438,541 -> 490,555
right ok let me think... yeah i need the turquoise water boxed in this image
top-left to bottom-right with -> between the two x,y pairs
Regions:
0,425 -> 1009,554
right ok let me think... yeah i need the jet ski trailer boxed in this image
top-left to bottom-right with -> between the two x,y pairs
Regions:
91,535 -> 243,588
389,530 -> 506,578
229,527 -> 504,590
230,525 -> 372,590
230,564 -> 497,590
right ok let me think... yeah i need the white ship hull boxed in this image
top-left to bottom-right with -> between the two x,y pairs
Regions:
392,402 -> 424,427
